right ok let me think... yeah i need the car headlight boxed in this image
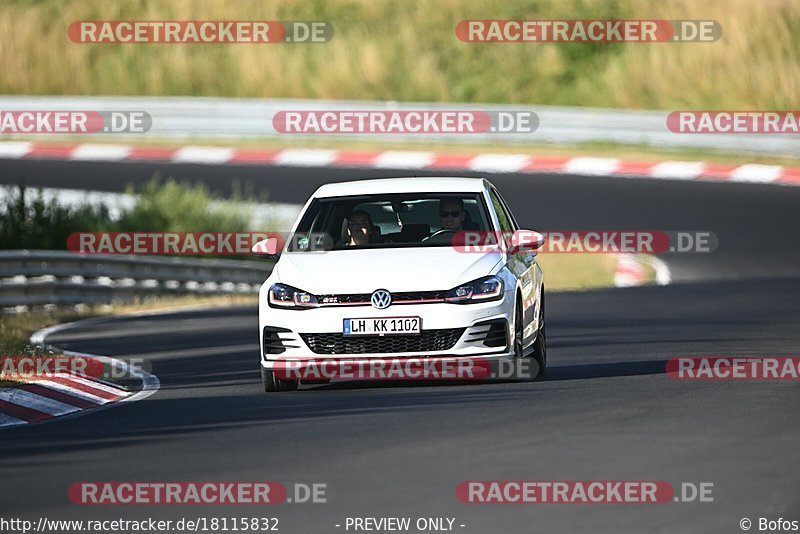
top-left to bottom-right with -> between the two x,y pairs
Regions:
445,275 -> 504,303
268,283 -> 319,309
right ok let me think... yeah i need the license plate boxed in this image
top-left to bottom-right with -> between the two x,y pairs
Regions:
343,317 -> 421,336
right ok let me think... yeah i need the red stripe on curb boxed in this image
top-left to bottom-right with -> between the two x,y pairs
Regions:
521,156 -> 570,172
332,151 -> 382,166
700,163 -> 739,180
614,160 -> 658,175
0,399 -> 52,422
617,265 -> 645,277
228,149 -> 280,163
20,383 -> 99,409
126,146 -> 179,161
777,168 -> 800,185
428,153 -> 478,170
39,376 -> 123,401
25,144 -> 76,159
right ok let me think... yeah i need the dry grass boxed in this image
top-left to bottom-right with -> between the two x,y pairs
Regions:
0,309 -> 84,355
0,0 -> 797,109
537,253 -> 620,292
101,293 -> 258,315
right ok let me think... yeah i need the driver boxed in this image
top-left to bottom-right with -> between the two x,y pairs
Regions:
438,197 -> 465,231
346,210 -> 377,246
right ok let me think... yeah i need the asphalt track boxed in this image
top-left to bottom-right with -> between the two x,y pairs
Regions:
1,158 -> 799,533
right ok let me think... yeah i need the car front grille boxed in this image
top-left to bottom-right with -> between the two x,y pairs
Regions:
318,293 -> 371,304
393,290 -> 449,302
316,290 -> 448,306
300,328 -> 465,354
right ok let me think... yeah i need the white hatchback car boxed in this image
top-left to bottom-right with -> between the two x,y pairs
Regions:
254,177 -> 545,391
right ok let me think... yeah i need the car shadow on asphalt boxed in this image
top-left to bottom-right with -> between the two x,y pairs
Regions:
0,354 -> 671,463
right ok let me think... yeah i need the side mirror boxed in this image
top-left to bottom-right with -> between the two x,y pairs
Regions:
508,230 -> 545,255
252,237 -> 282,260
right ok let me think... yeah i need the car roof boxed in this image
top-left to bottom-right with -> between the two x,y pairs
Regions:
312,177 -> 491,198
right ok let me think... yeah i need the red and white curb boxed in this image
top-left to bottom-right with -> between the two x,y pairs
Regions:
1,142 -> 799,186
0,322 -> 159,428
0,374 -> 130,425
614,254 -> 671,288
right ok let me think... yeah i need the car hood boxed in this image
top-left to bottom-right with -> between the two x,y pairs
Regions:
274,247 -> 504,294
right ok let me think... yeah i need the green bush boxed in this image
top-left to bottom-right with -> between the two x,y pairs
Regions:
0,186 -> 114,250
0,178 -> 254,251
118,177 -> 251,233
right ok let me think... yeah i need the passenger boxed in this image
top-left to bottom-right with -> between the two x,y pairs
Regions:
346,210 -> 376,246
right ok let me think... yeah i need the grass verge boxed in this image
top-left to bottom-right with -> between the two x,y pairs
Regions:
1,0 -> 798,110
538,253 -> 620,292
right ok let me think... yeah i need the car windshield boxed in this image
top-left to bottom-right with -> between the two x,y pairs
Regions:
286,192 -> 493,251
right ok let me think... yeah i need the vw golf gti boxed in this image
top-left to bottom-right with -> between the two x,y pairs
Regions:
254,177 -> 546,391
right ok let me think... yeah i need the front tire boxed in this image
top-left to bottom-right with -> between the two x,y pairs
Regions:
513,295 -> 525,360
531,289 -> 547,375
261,366 -> 298,392
512,294 -> 537,380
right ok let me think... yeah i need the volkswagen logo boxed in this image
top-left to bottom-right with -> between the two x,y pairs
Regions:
370,289 -> 392,309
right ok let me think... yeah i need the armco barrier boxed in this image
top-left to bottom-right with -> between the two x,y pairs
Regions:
0,95 -> 797,156
0,250 -> 273,309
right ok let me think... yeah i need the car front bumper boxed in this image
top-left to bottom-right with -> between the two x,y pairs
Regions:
259,287 -> 517,369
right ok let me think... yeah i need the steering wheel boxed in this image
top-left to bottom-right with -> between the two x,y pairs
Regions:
423,229 -> 457,243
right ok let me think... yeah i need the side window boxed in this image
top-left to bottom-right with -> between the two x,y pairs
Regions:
489,189 -> 514,232
495,191 -> 519,231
